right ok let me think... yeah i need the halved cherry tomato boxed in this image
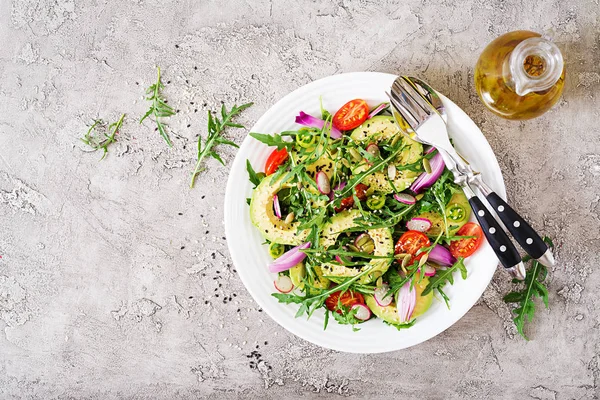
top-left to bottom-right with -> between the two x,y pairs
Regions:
334,196 -> 354,213
354,183 -> 369,201
334,184 -> 369,212
449,222 -> 483,258
325,290 -> 365,314
265,148 -> 288,175
333,99 -> 369,131
395,230 -> 431,265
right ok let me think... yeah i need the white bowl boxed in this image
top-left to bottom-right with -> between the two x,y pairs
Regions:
224,72 -> 505,353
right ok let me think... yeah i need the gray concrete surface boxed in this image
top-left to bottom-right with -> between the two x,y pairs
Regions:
0,0 -> 599,398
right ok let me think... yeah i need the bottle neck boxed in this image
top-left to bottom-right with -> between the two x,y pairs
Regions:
505,37 -> 564,96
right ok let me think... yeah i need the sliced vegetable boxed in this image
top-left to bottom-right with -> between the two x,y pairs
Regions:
366,195 -> 385,210
295,128 -> 318,148
394,231 -> 431,266
265,148 -> 288,175
366,143 -> 380,158
406,217 -> 432,232
449,222 -> 484,258
351,303 -> 372,321
354,183 -> 369,201
316,171 -> 331,195
332,99 -> 369,131
374,283 -> 393,307
368,103 -> 389,119
409,151 -> 445,193
325,290 -> 365,314
428,244 -> 457,266
393,193 -> 416,205
423,264 -> 436,277
274,275 -> 294,293
268,242 -> 285,258
397,281 -> 417,323
268,242 -> 311,273
273,194 -> 282,218
295,111 -> 342,139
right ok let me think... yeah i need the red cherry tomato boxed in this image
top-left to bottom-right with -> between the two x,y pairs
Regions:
334,196 -> 354,213
265,148 -> 288,175
332,99 -> 370,131
333,184 -> 369,212
449,222 -> 484,258
395,230 -> 431,265
354,183 -> 369,201
325,290 -> 365,314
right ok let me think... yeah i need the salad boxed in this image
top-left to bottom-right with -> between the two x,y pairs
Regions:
246,98 -> 484,331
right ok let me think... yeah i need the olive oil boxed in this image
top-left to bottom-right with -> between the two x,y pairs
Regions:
475,30 -> 565,120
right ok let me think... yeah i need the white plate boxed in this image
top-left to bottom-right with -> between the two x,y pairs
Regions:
224,72 -> 505,353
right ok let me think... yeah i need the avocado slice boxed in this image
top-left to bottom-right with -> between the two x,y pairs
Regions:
319,210 -> 394,284
416,192 -> 471,236
350,116 -> 423,193
289,262 -> 330,291
249,177 -> 309,245
365,277 -> 433,324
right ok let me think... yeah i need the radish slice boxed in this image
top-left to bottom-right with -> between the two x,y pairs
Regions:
424,264 -> 436,277
374,284 -> 393,307
273,194 -> 282,218
394,193 -> 416,205
351,304 -> 371,321
397,281 -> 417,323
366,143 -> 380,157
406,217 -> 432,232
316,171 -> 331,194
274,275 -> 294,293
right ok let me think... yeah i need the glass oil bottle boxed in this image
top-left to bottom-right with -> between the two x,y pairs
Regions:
474,30 -> 565,120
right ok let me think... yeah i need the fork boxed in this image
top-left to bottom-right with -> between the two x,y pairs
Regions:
387,77 -> 553,279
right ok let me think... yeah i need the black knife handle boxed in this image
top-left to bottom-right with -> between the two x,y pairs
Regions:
468,196 -> 522,269
485,192 -> 547,259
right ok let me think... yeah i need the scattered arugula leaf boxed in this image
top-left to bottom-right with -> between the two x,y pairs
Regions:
190,102 -> 253,188
504,237 -> 553,340
80,114 -> 125,160
140,66 -> 175,147
422,257 -> 467,308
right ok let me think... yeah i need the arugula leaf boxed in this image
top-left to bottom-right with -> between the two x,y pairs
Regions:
249,132 -> 290,150
81,114 -> 125,160
140,67 -> 175,146
246,160 -> 262,188
319,96 -> 332,121
323,309 -> 330,330
190,102 -> 253,188
331,305 -> 362,332
422,257 -> 467,308
504,237 -> 552,340
383,319 -> 417,331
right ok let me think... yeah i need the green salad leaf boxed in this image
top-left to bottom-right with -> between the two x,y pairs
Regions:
140,66 -> 175,147
190,102 -> 253,188
422,257 -> 467,308
504,237 -> 553,340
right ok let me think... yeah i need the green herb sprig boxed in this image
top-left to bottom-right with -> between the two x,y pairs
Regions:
140,66 -> 175,147
504,237 -> 553,340
190,102 -> 253,188
80,114 -> 125,160
422,257 -> 468,308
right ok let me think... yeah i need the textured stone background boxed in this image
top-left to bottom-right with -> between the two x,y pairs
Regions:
1,0 -> 599,398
